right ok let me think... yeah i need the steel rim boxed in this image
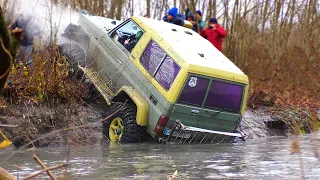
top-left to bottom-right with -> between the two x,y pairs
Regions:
109,117 -> 124,142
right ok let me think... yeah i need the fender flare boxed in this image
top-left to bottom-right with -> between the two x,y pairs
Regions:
113,86 -> 148,126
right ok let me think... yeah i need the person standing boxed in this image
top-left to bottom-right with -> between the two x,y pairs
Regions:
186,12 -> 198,32
195,10 -> 206,31
163,7 -> 184,27
9,13 -> 40,65
200,18 -> 226,51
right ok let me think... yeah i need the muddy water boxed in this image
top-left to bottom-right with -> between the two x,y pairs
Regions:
1,134 -> 320,179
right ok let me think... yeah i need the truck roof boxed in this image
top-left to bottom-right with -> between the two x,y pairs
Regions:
134,16 -> 246,76
80,14 -> 247,82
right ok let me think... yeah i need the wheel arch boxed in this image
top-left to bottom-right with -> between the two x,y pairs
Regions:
113,86 -> 148,126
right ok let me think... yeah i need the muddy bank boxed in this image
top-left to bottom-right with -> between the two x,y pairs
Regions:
0,100 -> 106,149
241,106 -> 320,140
1,98 -> 319,148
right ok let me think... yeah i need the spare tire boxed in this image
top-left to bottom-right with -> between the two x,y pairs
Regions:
58,43 -> 86,79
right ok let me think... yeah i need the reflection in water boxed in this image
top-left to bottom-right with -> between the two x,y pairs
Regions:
0,135 -> 320,179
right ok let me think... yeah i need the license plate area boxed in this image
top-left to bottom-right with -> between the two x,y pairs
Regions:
161,120 -> 247,144
164,128 -> 191,139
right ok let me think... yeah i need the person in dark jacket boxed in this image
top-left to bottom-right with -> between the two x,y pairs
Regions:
124,31 -> 143,52
195,10 -> 206,31
9,13 -> 40,65
200,18 -> 226,51
186,12 -> 198,32
163,7 -> 184,27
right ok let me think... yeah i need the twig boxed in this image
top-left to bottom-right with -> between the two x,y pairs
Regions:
0,123 -> 18,128
22,163 -> 67,180
23,101 -> 32,122
26,136 -> 36,149
0,167 -> 16,180
33,155 -> 56,180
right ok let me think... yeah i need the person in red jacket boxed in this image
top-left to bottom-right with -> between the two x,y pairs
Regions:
200,18 -> 226,51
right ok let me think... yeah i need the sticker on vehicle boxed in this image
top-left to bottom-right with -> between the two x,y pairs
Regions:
188,77 -> 197,87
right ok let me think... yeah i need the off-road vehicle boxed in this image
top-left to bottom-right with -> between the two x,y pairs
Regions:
59,11 -> 249,144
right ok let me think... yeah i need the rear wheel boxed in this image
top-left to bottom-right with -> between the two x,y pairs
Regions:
103,103 -> 146,143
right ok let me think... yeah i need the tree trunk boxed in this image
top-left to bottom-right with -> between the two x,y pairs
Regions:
262,0 -> 270,32
108,0 -> 117,18
180,0 -> 185,13
115,0 -> 124,20
146,0 -> 151,17
0,6 -> 20,90
158,0 -> 166,20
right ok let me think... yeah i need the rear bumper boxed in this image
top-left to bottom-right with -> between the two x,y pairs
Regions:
159,120 -> 247,144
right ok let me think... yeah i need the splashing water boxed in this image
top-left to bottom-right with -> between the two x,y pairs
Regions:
6,0 -> 79,45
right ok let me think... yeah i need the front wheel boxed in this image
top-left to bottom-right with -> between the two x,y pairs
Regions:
58,43 -> 86,79
103,103 -> 146,143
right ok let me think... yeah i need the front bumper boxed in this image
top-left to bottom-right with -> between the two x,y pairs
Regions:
159,120 -> 247,144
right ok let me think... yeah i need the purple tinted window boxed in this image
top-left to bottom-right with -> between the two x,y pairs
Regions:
155,56 -> 181,90
140,40 -> 166,75
178,76 -> 209,107
205,81 -> 244,113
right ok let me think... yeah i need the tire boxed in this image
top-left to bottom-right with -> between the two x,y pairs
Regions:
102,103 -> 146,143
61,24 -> 87,44
58,43 -> 86,79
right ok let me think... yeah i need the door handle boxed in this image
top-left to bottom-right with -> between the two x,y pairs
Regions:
191,109 -> 200,114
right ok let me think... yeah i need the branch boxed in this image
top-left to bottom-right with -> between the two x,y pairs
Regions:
22,163 -> 67,180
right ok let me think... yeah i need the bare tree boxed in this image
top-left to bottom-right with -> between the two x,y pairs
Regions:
146,0 -> 150,17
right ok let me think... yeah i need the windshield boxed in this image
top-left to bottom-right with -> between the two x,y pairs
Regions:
177,75 -> 244,113
117,21 -> 140,35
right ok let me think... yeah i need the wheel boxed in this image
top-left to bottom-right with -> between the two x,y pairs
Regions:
61,24 -> 87,43
103,103 -> 146,143
58,43 -> 86,79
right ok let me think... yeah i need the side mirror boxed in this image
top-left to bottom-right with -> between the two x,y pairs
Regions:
81,10 -> 88,15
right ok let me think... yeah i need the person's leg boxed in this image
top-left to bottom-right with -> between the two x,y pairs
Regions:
24,45 -> 33,66
14,46 -> 24,65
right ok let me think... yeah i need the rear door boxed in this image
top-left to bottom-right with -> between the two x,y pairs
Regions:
168,75 -> 210,127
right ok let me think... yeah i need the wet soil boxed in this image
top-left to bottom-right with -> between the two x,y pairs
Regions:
0,98 -> 107,149
0,97 -> 318,148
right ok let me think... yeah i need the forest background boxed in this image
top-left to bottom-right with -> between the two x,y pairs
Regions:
1,0 -> 320,109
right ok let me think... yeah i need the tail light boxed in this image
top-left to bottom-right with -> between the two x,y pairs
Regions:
154,115 -> 169,134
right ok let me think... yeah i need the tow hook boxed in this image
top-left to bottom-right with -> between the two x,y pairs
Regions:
239,131 -> 248,141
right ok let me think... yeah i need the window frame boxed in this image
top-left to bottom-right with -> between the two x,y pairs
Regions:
139,39 -> 181,91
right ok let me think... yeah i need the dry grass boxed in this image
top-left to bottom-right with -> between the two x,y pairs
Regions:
2,45 -> 89,105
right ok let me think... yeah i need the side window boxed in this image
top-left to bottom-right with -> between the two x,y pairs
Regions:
204,80 -> 244,113
140,40 -> 180,91
178,76 -> 209,107
140,40 -> 166,75
154,56 -> 181,90
110,20 -> 144,53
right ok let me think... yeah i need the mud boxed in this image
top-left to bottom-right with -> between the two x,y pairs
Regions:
240,107 -> 289,139
0,99 -> 107,149
1,97 -> 318,148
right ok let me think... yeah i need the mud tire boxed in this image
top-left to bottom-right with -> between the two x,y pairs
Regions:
103,103 -> 146,143
58,43 -> 86,79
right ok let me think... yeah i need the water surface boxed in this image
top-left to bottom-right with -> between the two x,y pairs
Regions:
1,135 -> 319,179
